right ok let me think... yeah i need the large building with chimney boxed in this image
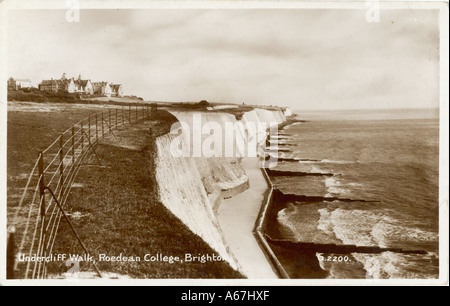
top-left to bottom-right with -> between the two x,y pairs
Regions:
39,73 -> 117,96
39,73 -> 75,93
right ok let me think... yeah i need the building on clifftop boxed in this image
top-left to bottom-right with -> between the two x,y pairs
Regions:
39,73 -> 75,93
110,83 -> 123,97
92,81 -> 112,97
8,77 -> 32,91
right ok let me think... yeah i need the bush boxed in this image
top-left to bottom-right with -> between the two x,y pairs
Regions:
29,93 -> 48,102
198,100 -> 209,106
7,89 -> 82,103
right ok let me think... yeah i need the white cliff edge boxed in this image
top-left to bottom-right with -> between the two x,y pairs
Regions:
153,108 -> 288,273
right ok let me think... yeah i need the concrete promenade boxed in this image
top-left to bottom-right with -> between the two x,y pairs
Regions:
217,157 -> 278,279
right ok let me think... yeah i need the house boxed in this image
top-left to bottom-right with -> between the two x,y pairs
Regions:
39,79 -> 60,93
38,73 -> 121,97
92,81 -> 112,97
110,84 -> 123,97
73,75 -> 94,95
8,77 -> 32,91
39,73 -> 75,93
60,73 -> 75,93
39,74 -> 92,95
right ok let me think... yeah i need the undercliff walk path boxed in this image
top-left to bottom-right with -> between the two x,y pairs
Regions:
217,157 -> 278,279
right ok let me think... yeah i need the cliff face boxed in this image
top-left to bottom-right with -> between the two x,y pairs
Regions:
154,108 -> 287,271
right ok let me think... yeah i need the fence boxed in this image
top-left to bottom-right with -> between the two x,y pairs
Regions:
7,103 -> 158,279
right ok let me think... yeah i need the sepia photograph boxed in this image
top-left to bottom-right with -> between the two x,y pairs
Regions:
0,0 -> 448,288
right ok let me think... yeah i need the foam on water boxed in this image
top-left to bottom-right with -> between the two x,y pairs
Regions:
353,252 -> 439,279
317,209 -> 336,240
279,205 -> 341,244
370,218 -> 438,248
321,159 -> 354,164
310,165 -> 323,173
272,117 -> 439,279
324,176 -> 350,197
316,206 -> 440,278
326,208 -> 392,246
283,122 -> 302,130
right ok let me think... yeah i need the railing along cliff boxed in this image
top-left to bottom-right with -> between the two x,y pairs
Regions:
7,103 -> 157,279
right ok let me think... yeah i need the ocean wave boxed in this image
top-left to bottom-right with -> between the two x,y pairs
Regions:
317,208 -> 336,240
353,252 -> 439,279
310,165 -> 323,173
324,177 -> 351,197
277,206 -> 304,241
278,205 -> 340,244
297,160 -> 321,164
283,122 -> 303,130
276,118 -> 439,279
371,219 -> 438,248
329,209 -> 380,246
321,159 -> 354,164
323,208 -> 437,247
317,207 -> 439,278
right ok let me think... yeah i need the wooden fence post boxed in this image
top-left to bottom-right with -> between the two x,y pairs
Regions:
38,152 -> 45,217
59,134 -> 64,196
81,121 -> 84,151
129,105 -> 131,123
115,108 -> 118,128
72,126 -> 75,165
7,227 -> 15,279
95,113 -> 98,142
101,112 -> 104,139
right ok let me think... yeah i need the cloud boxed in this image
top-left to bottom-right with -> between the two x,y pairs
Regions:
7,8 -> 440,109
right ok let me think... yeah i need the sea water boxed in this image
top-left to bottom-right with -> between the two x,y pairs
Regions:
271,109 -> 440,279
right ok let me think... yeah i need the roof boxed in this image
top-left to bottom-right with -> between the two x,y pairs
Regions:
92,81 -> 108,86
40,80 -> 56,85
40,79 -> 72,86
74,80 -> 91,87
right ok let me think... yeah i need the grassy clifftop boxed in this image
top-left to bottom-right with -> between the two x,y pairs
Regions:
48,110 -> 244,278
8,89 -> 144,105
8,103 -> 244,279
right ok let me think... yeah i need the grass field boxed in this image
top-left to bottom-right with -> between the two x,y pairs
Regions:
7,102 -> 109,209
7,101 -> 244,279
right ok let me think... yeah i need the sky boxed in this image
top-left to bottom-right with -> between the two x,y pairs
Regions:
7,8 -> 440,110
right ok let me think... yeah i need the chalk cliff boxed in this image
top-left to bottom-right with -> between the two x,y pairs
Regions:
154,108 -> 287,271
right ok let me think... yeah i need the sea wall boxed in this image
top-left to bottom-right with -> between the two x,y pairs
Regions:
153,107 -> 287,271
